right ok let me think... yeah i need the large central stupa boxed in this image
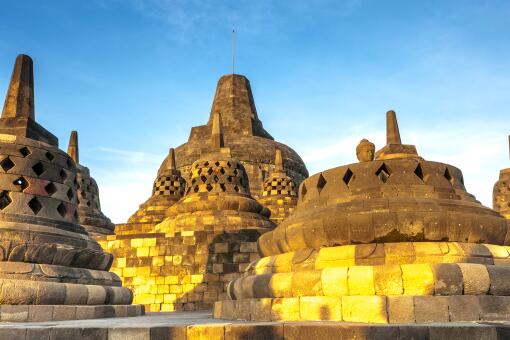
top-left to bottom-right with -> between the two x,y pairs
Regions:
215,111 -> 510,323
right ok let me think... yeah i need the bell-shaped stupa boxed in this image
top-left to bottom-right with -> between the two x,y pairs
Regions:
67,131 -> 114,236
215,110 -> 510,324
149,112 -> 275,311
258,149 -> 297,225
493,136 -> 510,219
0,55 -> 140,322
127,148 -> 186,225
164,74 -> 308,200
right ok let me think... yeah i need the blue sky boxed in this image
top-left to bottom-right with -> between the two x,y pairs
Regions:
1,0 -> 510,222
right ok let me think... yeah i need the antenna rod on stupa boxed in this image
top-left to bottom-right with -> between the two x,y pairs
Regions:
274,149 -> 284,173
2,54 -> 35,120
67,130 -> 79,164
211,112 -> 224,148
167,147 -> 176,170
232,29 -> 235,75
386,110 -> 402,145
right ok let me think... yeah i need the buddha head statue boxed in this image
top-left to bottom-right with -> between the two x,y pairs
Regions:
356,138 -> 375,162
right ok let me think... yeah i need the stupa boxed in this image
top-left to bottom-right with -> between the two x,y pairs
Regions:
67,131 -> 114,236
258,149 -> 298,224
493,136 -> 510,219
0,55 -> 140,322
166,74 -> 308,199
215,110 -> 510,323
127,148 -> 186,225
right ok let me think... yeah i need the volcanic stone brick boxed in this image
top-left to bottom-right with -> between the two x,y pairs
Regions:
387,296 -> 415,323
342,296 -> 388,324
299,296 -> 342,321
414,296 -> 449,323
458,263 -> 491,295
448,295 -> 480,322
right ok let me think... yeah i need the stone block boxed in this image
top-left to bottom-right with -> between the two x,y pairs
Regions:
341,296 -> 388,323
187,324 -> 225,340
320,267 -> 348,297
291,270 -> 322,296
487,265 -> 510,295
65,283 -> 89,305
225,324 -> 283,340
387,296 -> 415,323
268,273 -> 293,297
108,328 -> 149,340
431,263 -> 463,295
373,264 -> 403,295
299,296 -> 342,321
458,263 -> 490,295
428,325 -> 497,340
251,298 -> 272,321
282,323 -> 399,340
347,266 -> 375,295
448,295 -> 480,322
414,296 -> 449,323
52,305 -> 76,321
271,297 -> 300,321
0,329 -> 27,339
401,264 -> 434,295
0,305 -> 28,321
28,305 -> 54,322
478,295 -> 510,321
27,328 -> 50,340
50,328 -> 107,340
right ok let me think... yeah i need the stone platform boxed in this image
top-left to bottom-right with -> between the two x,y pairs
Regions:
1,311 -> 510,339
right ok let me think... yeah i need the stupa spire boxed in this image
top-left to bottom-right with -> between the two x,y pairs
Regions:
167,148 -> 176,170
211,112 -> 224,149
2,54 -> 35,120
274,149 -> 284,173
67,130 -> 79,164
386,110 -> 401,145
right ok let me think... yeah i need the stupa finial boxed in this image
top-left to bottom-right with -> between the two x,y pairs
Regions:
274,149 -> 284,173
167,148 -> 176,170
211,111 -> 224,149
2,54 -> 35,120
386,110 -> 401,145
67,130 -> 79,164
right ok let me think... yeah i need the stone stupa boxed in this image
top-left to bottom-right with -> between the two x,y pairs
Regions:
493,136 -> 510,219
127,148 -> 186,225
0,55 -> 141,322
215,110 -> 510,323
258,149 -> 298,225
67,131 -> 114,236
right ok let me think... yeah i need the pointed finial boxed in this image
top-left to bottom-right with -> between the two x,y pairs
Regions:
386,110 -> 401,145
167,148 -> 176,170
232,29 -> 235,75
508,135 -> 510,161
211,112 -> 224,149
274,149 -> 284,173
2,55 -> 35,120
67,130 -> 79,164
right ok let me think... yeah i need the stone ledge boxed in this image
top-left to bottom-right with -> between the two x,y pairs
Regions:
0,304 -> 144,322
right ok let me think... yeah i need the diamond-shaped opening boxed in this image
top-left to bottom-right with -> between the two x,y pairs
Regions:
73,209 -> 79,219
28,197 -> 42,215
0,191 -> 12,210
204,161 -> 209,167
66,158 -> 73,168
197,168 -> 202,175
59,169 -> 67,180
301,183 -> 307,198
343,168 -> 354,186
375,163 -> 391,183
86,201 -> 91,207
45,152 -> 54,161
414,163 -> 424,181
213,175 -> 219,182
32,162 -> 45,176
220,183 -> 226,192
215,161 -> 220,166
220,168 -> 225,174
45,182 -> 57,196
207,168 -> 213,175
57,202 -> 66,217
200,175 -> 207,183
191,178 -> 196,184
206,184 -> 213,192
81,191 -> 87,198
227,176 -> 233,183
234,185 -> 240,192
317,173 -> 327,194
73,178 -> 78,187
193,186 -> 199,193
0,157 -> 15,172
444,167 -> 453,184
66,188 -> 74,200
460,175 -> 464,185
19,147 -> 31,157
226,161 -> 231,167
13,177 -> 29,191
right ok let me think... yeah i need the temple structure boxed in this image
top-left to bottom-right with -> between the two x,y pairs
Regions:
0,55 -> 141,322
67,131 -> 114,236
215,110 -> 510,323
259,149 -> 298,225
493,136 -> 510,219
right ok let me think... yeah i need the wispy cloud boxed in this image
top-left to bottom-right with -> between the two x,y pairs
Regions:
97,147 -> 163,164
